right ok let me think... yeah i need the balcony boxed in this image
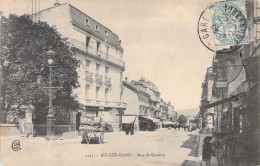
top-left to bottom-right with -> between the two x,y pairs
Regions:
85,71 -> 93,84
95,74 -> 102,86
71,39 -> 125,68
79,98 -> 127,109
104,76 -> 112,87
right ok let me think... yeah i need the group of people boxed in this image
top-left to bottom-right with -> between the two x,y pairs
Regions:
203,132 -> 225,166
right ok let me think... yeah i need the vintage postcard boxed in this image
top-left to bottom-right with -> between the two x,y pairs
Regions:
0,0 -> 259,166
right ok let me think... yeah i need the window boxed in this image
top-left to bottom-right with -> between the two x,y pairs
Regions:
106,46 -> 109,54
97,42 -> 100,51
105,45 -> 109,58
105,30 -> 108,36
85,85 -> 90,98
85,19 -> 90,26
96,63 -> 100,74
255,0 -> 260,17
85,60 -> 90,71
96,25 -> 99,31
105,88 -> 109,100
96,87 -> 100,99
86,36 -> 90,48
105,67 -> 109,76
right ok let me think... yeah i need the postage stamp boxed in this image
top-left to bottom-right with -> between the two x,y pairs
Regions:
198,0 -> 249,52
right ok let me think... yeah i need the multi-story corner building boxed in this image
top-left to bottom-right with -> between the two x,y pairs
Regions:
122,77 -> 175,130
32,3 -> 126,131
131,78 -> 161,118
122,78 -> 151,131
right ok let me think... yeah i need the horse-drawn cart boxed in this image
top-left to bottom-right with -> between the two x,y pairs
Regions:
80,125 -> 105,144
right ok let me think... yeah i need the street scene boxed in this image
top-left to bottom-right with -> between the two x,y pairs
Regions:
0,0 -> 260,166
1,129 -> 202,166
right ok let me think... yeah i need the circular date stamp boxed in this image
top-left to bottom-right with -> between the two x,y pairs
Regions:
198,1 -> 248,53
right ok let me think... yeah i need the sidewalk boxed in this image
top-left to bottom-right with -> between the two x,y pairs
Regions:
198,133 -> 219,166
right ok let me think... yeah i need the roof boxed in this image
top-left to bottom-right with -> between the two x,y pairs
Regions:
123,81 -> 138,92
123,81 -> 150,97
32,3 -> 123,52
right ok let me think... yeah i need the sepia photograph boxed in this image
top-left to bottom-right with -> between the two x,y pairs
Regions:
0,0 -> 259,166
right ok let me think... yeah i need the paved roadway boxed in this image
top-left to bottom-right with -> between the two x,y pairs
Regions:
0,129 -> 202,166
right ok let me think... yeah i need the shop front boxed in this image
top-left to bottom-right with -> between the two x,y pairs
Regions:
138,115 -> 160,131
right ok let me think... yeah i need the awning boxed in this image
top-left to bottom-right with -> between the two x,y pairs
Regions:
141,116 -> 160,123
98,111 -> 114,123
200,92 -> 245,111
122,116 -> 136,124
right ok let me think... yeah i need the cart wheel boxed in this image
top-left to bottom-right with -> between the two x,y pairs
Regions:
98,132 -> 104,144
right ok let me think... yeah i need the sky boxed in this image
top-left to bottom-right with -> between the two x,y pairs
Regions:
0,0 -> 220,111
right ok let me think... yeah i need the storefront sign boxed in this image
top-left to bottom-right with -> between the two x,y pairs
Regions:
216,80 -> 227,88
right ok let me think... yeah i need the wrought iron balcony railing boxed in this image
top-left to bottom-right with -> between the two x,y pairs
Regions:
71,39 -> 125,68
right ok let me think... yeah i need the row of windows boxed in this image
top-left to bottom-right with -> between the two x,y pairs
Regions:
86,36 -> 123,59
85,86 -> 109,100
85,19 -> 108,37
84,60 -> 123,80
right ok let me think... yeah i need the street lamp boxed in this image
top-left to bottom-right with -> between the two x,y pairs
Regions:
37,49 -> 60,140
45,50 -> 56,140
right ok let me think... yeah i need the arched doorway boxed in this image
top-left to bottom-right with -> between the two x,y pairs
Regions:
76,112 -> 81,131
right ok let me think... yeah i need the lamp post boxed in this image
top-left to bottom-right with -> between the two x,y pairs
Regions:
45,50 -> 55,139
37,50 -> 59,140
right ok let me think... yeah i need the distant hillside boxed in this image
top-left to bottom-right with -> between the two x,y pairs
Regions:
176,108 -> 199,117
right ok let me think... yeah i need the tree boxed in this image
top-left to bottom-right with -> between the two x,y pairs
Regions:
1,14 -> 80,124
177,114 -> 187,124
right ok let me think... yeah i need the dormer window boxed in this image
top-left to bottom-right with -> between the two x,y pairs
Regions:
96,25 -> 99,32
85,19 -> 90,26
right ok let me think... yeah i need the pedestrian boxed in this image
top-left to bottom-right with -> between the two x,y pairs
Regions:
203,137 -> 213,166
212,133 -> 225,166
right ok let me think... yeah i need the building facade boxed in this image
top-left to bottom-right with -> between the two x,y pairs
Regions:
200,67 -> 215,131
199,0 -> 260,164
32,3 -> 126,131
131,78 -> 161,118
122,78 -> 176,131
